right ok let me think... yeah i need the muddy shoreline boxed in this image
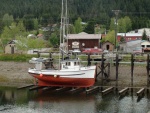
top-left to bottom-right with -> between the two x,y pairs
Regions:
0,61 -> 148,88
0,61 -> 34,87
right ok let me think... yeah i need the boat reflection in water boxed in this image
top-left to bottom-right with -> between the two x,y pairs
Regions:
0,87 -> 150,113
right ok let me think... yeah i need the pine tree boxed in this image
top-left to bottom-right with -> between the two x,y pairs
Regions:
142,29 -> 147,40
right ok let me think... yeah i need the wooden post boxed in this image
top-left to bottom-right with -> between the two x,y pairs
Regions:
37,52 -> 40,57
147,54 -> 150,93
49,52 -> 52,58
95,62 -> 98,81
108,63 -> 110,78
87,53 -> 91,66
131,54 -> 134,93
115,53 -> 119,91
101,54 -> 104,89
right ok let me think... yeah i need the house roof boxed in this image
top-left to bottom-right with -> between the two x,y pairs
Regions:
7,40 -> 27,48
128,28 -> 150,36
102,41 -> 114,45
126,40 -> 142,47
117,33 -> 142,37
67,32 -> 101,39
8,40 -> 18,44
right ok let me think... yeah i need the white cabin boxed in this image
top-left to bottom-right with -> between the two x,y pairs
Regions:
61,59 -> 80,70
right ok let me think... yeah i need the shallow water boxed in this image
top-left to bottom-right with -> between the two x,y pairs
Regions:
0,87 -> 150,113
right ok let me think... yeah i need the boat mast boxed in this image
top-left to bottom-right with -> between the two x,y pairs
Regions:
60,0 -> 68,60
65,0 -> 68,53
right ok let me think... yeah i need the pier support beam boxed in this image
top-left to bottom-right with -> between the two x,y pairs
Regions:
137,88 -> 145,97
102,87 -> 114,96
17,84 -> 34,90
29,86 -> 45,91
86,86 -> 99,94
69,88 -> 84,94
118,87 -> 129,96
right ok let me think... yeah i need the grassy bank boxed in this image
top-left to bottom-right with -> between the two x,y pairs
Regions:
0,54 -> 36,62
0,53 -> 148,62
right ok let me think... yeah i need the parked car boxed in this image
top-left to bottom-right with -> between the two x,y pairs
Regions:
133,47 -> 143,55
82,48 -> 103,55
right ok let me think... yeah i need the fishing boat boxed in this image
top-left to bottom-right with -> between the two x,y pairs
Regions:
28,0 -> 96,87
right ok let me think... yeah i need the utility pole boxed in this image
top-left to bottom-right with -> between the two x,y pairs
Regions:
112,10 -> 121,50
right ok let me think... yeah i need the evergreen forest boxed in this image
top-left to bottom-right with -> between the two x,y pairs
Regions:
0,0 -> 150,51
0,0 -> 150,31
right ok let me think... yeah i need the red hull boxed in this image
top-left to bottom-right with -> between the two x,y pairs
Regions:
32,74 -> 95,87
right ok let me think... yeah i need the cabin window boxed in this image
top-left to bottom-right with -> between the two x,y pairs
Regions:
74,62 -> 76,66
147,45 -> 150,47
65,62 -> 70,66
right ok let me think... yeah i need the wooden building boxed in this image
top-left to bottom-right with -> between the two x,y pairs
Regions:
102,41 -> 114,51
5,40 -> 25,54
67,32 -> 101,51
5,40 -> 17,54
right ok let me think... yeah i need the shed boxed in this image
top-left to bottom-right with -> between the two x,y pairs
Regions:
5,40 -> 26,54
5,40 -> 17,54
102,41 -> 114,51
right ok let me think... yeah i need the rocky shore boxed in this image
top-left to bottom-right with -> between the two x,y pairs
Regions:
0,61 -> 148,88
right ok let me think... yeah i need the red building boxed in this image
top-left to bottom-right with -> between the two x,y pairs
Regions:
67,32 -> 101,51
117,33 -> 142,42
